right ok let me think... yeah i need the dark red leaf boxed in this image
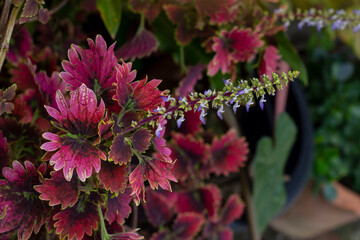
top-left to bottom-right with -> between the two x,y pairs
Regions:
179,110 -> 203,135
98,161 -> 127,194
21,0 -> 39,18
220,194 -> 245,225
173,212 -> 204,240
170,133 -> 210,181
105,188 -> 132,225
132,128 -> 152,153
54,195 -> 100,240
130,158 -> 177,205
175,184 -> 221,219
109,134 -> 132,165
150,230 -> 169,240
34,170 -> 79,209
143,189 -> 174,227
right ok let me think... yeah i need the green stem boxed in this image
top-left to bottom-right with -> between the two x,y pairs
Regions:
179,45 -> 186,73
0,1 -> 22,73
98,204 -> 111,240
136,14 -> 145,35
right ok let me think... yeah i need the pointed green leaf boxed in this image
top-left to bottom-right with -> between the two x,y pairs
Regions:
253,113 -> 297,233
97,0 -> 122,39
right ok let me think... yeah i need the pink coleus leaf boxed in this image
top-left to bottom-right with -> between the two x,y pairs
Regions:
34,170 -> 79,209
143,189 -> 174,227
220,194 -> 245,225
10,60 -> 37,91
176,64 -> 204,97
210,129 -> 249,176
98,161 -> 128,194
0,161 -> 49,240
173,212 -> 205,240
109,134 -> 132,165
152,117 -> 172,163
170,132 -> 210,181
54,195 -> 100,240
129,158 -> 177,205
105,188 -> 133,225
35,71 -> 67,108
131,128 -> 152,153
259,45 -> 281,80
41,84 -> 106,182
115,29 -> 158,61
109,230 -> 144,240
175,184 -> 222,219
98,118 -> 114,141
114,71 -> 164,112
207,27 -> 263,76
60,35 -> 120,112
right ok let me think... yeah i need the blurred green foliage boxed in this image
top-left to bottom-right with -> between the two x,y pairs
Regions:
306,29 -> 360,192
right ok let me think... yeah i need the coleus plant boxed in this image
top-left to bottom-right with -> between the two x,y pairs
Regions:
0,31 -> 298,240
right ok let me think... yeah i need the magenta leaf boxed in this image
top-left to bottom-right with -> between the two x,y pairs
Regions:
109,134 -> 132,165
54,195 -> 100,240
131,128 -> 152,153
143,189 -> 174,227
195,0 -> 238,25
170,132 -> 210,181
35,71 -> 67,108
173,212 -> 205,240
34,170 -> 79,209
7,27 -> 33,63
115,29 -> 158,61
175,184 -> 221,219
105,188 -> 133,225
259,45 -> 281,79
0,161 -> 49,240
114,72 -> 164,112
208,27 -> 263,76
41,84 -> 106,182
178,110 -> 203,135
129,158 -> 177,205
110,230 -> 144,240
0,131 -> 9,170
220,194 -> 245,225
176,64 -> 204,97
210,129 -> 249,176
98,161 -> 128,194
60,35 -> 120,113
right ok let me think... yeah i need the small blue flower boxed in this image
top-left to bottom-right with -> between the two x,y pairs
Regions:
353,24 -> 360,33
177,115 -> 185,128
354,9 -> 360,15
204,89 -> 212,96
233,102 -> 240,113
259,95 -> 266,111
200,108 -> 207,124
246,98 -> 254,112
155,123 -> 163,139
217,105 -> 225,120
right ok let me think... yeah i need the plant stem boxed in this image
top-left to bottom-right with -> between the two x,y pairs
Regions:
0,0 -> 12,34
131,201 -> 138,229
0,1 -> 21,72
136,14 -> 145,35
98,204 -> 111,240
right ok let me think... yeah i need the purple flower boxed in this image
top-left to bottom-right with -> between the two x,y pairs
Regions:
233,102 -> 240,113
246,98 -> 253,112
217,105 -> 225,120
177,115 -> 185,128
200,109 -> 207,124
259,95 -> 266,111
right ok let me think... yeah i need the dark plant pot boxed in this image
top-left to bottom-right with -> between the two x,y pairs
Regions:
240,81 -> 313,212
